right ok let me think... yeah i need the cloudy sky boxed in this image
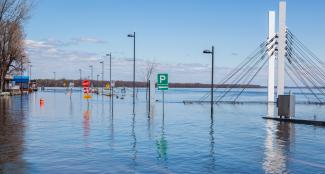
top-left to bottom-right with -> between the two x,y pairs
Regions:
24,0 -> 325,84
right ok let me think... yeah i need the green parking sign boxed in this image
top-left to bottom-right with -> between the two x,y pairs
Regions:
157,73 -> 168,90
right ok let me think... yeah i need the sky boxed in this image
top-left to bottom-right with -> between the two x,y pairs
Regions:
24,0 -> 325,84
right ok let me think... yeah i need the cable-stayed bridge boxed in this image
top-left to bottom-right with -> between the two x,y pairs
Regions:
184,1 -> 325,105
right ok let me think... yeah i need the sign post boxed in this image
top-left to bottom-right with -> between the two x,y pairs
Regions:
157,74 -> 168,116
111,81 -> 115,116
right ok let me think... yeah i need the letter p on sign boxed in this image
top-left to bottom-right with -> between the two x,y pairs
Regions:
160,76 -> 166,83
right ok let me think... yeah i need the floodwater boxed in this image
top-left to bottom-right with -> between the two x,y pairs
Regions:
1,88 -> 325,173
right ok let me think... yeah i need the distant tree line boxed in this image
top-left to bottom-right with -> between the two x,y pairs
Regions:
34,79 -> 263,88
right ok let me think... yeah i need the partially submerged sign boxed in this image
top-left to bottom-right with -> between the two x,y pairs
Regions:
105,83 -> 110,89
82,80 -> 92,99
157,73 -> 168,90
82,80 -> 90,87
83,94 -> 92,99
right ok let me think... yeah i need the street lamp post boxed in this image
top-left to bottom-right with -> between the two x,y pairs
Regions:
28,61 -> 31,84
89,65 -> 93,88
29,65 -> 32,81
97,74 -> 100,92
106,53 -> 113,102
128,32 -> 136,114
79,69 -> 82,87
100,61 -> 104,94
203,46 -> 215,115
53,72 -> 56,88
106,53 -> 112,86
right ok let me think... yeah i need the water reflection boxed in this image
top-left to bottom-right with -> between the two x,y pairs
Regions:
263,108 -> 295,173
267,103 -> 275,117
156,114 -> 167,161
0,96 -> 28,173
208,115 -> 216,172
69,96 -> 73,117
83,103 -> 91,146
108,108 -> 114,150
131,114 -> 137,166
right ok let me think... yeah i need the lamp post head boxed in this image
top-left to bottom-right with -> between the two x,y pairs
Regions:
203,50 -> 212,54
106,53 -> 110,56
100,61 -> 104,64
127,33 -> 135,37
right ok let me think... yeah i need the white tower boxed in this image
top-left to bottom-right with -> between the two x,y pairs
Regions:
267,11 -> 276,103
277,1 -> 287,96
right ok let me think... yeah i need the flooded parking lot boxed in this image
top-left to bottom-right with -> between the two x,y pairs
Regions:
1,88 -> 325,173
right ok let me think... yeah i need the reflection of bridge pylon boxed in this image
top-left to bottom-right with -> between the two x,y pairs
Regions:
184,0 -> 325,105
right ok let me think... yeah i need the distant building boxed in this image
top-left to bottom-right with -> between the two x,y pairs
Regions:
4,75 -> 30,94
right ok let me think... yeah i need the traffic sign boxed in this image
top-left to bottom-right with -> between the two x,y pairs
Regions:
83,87 -> 90,93
83,94 -> 92,99
157,73 -> 168,90
105,83 -> 110,89
82,80 -> 92,100
82,80 -> 90,87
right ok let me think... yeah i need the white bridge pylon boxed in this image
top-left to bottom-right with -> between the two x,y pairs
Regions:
267,1 -> 287,103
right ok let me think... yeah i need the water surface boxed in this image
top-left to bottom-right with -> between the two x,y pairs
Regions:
1,88 -> 325,173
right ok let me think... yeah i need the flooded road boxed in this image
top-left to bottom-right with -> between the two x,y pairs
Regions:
1,88 -> 325,173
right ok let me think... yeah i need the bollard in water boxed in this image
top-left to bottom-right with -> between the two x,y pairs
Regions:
40,98 -> 45,108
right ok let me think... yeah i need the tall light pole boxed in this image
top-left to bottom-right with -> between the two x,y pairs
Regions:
79,69 -> 82,87
106,53 -> 112,86
100,61 -> 104,94
29,65 -> 32,81
20,55 -> 26,76
28,61 -> 31,86
89,65 -> 93,88
203,46 -> 215,115
97,74 -> 100,91
128,32 -> 136,114
106,53 -> 112,101
53,72 -> 56,88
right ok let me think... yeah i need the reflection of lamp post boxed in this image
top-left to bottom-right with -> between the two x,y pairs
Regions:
128,32 -> 136,114
203,46 -> 215,115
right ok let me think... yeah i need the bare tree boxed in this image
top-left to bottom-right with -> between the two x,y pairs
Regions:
145,61 -> 156,101
0,0 -> 30,91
